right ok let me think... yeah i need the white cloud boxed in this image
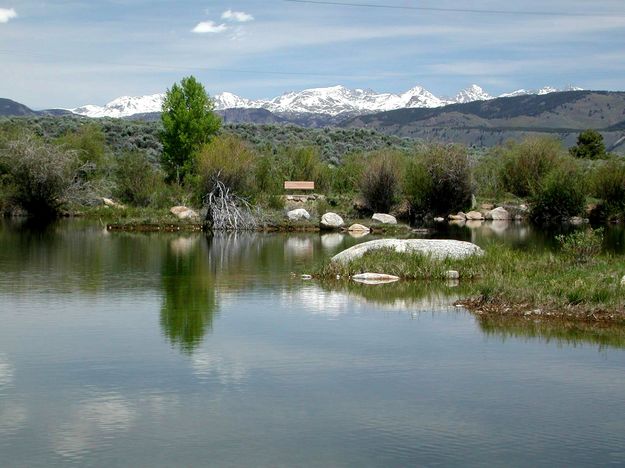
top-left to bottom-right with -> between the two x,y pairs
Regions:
0,7 -> 17,23
221,9 -> 254,23
192,21 -> 228,34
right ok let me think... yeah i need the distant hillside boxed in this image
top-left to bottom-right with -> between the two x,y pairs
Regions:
0,98 -> 37,117
127,108 -> 341,127
341,91 -> 625,153
0,98 -> 74,117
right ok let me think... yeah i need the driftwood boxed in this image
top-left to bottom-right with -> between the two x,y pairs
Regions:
202,177 -> 258,231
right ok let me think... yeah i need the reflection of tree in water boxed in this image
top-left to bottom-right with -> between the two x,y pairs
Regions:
160,236 -> 218,354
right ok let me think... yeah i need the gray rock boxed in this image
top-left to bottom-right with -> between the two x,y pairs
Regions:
465,210 -> 484,220
287,208 -> 310,221
372,213 -> 397,224
445,270 -> 460,280
352,272 -> 400,283
320,212 -> 345,229
331,239 -> 484,264
352,273 -> 399,281
433,217 -> 445,223
621,275 -> 625,287
569,216 -> 584,225
486,207 -> 511,220
170,206 -> 198,220
448,212 -> 466,221
481,203 -> 495,211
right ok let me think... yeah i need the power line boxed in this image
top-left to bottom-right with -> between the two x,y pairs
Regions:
284,0 -> 612,17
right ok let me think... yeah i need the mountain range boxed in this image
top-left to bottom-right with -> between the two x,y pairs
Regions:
2,87 -> 624,154
69,84 -> 582,119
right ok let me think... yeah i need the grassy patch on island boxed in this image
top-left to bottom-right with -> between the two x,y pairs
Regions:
315,233 -> 625,323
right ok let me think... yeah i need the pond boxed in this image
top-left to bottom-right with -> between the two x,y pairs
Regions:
1,219 -> 624,467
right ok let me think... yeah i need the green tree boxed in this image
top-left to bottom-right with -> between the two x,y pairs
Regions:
569,129 -> 606,159
160,76 -> 221,184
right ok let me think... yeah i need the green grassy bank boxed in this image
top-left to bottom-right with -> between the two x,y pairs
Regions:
315,239 -> 625,323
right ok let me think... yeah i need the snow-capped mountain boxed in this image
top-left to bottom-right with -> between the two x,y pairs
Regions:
454,85 -> 493,104
71,84 -> 584,118
72,93 -> 164,118
498,85 -> 582,98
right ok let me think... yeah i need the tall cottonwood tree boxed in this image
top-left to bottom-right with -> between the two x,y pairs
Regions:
160,76 -> 221,184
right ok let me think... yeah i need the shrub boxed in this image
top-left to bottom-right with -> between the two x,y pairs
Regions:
194,134 -> 256,200
404,144 -> 472,216
530,162 -> 586,223
500,137 -> 563,198
556,228 -> 603,264
114,151 -> 165,207
0,135 -> 79,216
359,150 -> 404,213
56,123 -> 110,176
331,153 -> 365,194
473,147 -> 506,199
591,158 -> 625,214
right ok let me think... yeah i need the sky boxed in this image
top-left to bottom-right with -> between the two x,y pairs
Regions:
1,0 -> 624,109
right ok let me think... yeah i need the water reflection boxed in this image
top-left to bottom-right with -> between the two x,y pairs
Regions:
477,315 -> 625,350
0,353 -> 15,388
191,351 -> 247,385
53,393 -> 136,459
300,281 -> 462,314
160,236 -> 218,354
2,219 -> 625,466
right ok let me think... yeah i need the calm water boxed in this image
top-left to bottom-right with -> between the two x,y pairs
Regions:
1,219 -> 625,467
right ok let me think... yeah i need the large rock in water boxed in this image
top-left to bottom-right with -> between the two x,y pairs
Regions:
320,212 -> 345,229
465,210 -> 484,220
331,239 -> 484,264
372,213 -> 397,224
486,207 -> 511,220
287,208 -> 310,221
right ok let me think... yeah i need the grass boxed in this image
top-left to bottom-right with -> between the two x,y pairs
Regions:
314,243 -> 625,323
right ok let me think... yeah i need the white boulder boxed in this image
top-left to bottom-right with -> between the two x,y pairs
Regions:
287,208 -> 310,221
320,212 -> 345,229
448,212 -> 466,221
486,207 -> 511,220
372,213 -> 397,225
331,239 -> 484,264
